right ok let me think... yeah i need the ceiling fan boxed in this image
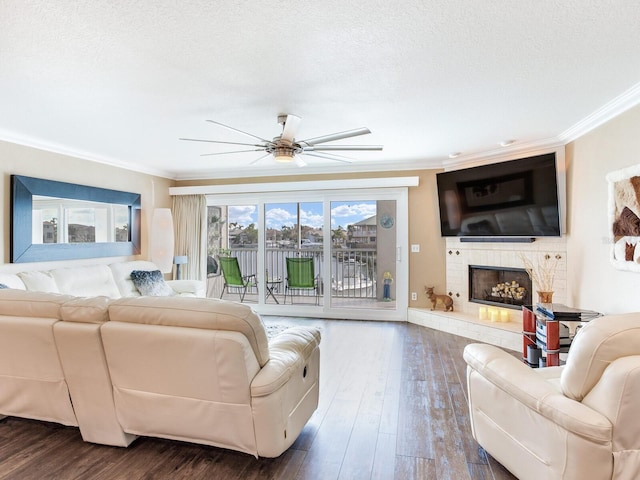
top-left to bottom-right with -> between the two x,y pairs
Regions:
179,114 -> 383,167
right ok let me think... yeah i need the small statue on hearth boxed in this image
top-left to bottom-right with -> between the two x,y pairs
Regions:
425,286 -> 454,312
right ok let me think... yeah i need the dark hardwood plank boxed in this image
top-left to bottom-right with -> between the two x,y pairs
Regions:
0,423 -> 81,480
0,318 -> 517,480
430,406 -> 472,480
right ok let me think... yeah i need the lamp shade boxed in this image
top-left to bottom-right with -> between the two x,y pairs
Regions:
173,255 -> 188,265
150,208 -> 174,273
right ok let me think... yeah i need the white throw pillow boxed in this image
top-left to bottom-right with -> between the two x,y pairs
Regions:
0,273 -> 26,290
17,271 -> 60,293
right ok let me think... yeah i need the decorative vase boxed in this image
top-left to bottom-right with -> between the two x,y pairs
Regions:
537,291 -> 554,303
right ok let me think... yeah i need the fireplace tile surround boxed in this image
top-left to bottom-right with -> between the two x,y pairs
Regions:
444,237 -> 567,315
409,237 -> 567,351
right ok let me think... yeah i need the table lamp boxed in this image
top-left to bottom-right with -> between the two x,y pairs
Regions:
174,255 -> 188,280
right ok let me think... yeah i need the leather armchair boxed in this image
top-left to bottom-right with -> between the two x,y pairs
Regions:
100,296 -> 320,457
464,313 -> 640,480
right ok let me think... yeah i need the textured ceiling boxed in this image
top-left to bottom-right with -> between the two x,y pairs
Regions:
1,1 -> 640,179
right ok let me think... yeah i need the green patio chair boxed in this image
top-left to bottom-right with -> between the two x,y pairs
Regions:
284,257 -> 319,305
219,256 -> 256,302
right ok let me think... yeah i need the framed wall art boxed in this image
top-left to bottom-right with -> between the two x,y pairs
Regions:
607,164 -> 640,272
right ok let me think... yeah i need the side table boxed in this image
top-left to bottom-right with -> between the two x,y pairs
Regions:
522,304 -> 600,367
522,305 -> 561,367
266,279 -> 282,304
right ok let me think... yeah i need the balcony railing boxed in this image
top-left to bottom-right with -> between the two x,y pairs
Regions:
213,247 -> 378,299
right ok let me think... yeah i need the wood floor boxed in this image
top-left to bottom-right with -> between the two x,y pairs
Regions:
0,319 -> 517,480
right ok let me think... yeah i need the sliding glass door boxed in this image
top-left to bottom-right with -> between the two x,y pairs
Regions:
264,202 -> 324,307
329,199 -> 397,312
206,187 -> 407,321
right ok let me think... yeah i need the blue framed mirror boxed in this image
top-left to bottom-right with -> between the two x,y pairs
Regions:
11,175 -> 141,263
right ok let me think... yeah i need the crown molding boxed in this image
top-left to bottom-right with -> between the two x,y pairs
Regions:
441,138 -> 564,170
442,81 -> 640,171
559,81 -> 640,143
0,130 -> 175,179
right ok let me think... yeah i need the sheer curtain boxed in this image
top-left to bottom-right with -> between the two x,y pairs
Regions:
172,194 -> 207,281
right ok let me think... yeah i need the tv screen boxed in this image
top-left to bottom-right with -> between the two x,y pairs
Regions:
436,153 -> 561,238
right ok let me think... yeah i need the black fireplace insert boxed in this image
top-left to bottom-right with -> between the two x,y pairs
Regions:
469,265 -> 532,309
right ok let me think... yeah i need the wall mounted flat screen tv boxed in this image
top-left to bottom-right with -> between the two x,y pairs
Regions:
436,153 -> 561,238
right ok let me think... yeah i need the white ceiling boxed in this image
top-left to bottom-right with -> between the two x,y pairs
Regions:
1,1 -> 640,180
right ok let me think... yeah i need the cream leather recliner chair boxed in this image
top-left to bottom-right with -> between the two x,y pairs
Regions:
100,296 -> 321,458
0,291 -> 78,427
464,313 -> 640,480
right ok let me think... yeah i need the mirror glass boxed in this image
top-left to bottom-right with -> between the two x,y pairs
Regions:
32,195 -> 131,245
11,175 -> 141,263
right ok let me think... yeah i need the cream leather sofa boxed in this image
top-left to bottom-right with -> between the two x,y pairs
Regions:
0,290 -> 79,428
0,290 -> 320,458
0,260 -> 205,298
464,313 -> 640,480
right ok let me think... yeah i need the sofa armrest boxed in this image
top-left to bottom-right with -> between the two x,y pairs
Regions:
582,355 -> 640,452
464,343 -> 612,443
251,326 -> 320,397
165,279 -> 205,297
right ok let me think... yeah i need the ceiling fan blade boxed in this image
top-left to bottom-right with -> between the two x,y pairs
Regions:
303,145 -> 383,151
294,156 -> 307,167
303,152 -> 353,164
281,114 -> 301,144
205,119 -> 272,143
249,152 -> 272,165
179,137 -> 268,148
199,148 -> 266,157
297,127 -> 371,146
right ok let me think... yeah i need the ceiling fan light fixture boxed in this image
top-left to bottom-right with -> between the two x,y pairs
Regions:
182,114 -> 382,168
274,146 -> 295,163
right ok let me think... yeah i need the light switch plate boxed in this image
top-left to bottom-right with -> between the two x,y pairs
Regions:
411,244 -> 420,253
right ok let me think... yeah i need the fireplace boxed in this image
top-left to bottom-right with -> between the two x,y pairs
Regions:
469,265 -> 532,310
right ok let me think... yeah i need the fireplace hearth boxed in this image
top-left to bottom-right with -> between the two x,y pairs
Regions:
469,265 -> 532,309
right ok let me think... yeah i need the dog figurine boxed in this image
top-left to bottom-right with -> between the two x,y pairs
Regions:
425,286 -> 454,312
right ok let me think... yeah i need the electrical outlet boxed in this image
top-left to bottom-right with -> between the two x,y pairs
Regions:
411,244 -> 420,253
411,292 -> 417,301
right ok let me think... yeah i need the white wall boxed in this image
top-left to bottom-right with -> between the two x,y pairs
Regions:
566,104 -> 640,314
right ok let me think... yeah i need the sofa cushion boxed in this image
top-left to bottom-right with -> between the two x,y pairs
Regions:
17,271 -> 60,293
561,313 -> 640,401
60,296 -> 111,324
0,289 -> 75,319
108,296 -> 270,367
49,265 -> 121,298
0,273 -> 25,290
130,270 -> 175,297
